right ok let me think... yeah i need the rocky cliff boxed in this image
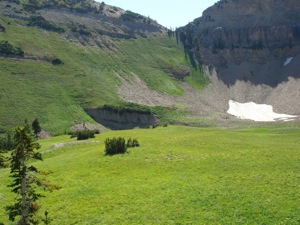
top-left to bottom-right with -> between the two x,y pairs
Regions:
178,0 -> 300,116
179,0 -> 300,69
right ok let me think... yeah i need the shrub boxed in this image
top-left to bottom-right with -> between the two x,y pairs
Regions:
0,40 -> 24,56
127,138 -> 140,148
51,58 -> 64,65
104,137 -> 127,155
75,130 -> 96,140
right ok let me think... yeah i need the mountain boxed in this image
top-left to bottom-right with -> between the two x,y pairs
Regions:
1,0 -> 299,134
0,0 -> 208,133
178,0 -> 300,118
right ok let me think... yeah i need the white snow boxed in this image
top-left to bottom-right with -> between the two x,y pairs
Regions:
227,100 -> 298,122
284,57 -> 293,66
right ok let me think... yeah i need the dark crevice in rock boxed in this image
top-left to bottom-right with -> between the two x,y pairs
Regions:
84,108 -> 159,130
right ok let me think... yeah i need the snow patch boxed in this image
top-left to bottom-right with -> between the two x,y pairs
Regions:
284,57 -> 293,66
227,100 -> 297,122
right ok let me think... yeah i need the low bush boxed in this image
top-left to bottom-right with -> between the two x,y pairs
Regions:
127,138 -> 140,148
77,130 -> 96,140
104,137 -> 127,155
70,130 -> 97,140
0,40 -> 24,57
51,58 -> 64,65
105,137 -> 140,155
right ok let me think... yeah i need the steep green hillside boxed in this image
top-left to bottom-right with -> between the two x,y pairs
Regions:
0,0 -> 207,134
0,126 -> 299,224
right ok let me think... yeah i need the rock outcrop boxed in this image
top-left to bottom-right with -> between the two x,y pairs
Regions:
85,108 -> 159,130
179,0 -> 300,70
0,0 -> 165,50
178,0 -> 300,116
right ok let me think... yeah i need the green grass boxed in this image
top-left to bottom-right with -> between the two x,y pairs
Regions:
0,126 -> 299,224
0,15 -> 207,134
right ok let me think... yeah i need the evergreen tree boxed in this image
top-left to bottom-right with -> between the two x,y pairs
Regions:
31,119 -> 41,139
6,123 -> 59,224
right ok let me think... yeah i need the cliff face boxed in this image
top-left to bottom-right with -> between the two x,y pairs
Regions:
85,108 -> 158,130
179,0 -> 300,69
178,0 -> 300,116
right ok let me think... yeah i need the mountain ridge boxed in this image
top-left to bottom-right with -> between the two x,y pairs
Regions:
0,0 -> 299,134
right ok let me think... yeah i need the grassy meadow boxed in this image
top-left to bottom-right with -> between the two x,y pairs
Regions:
0,125 -> 299,224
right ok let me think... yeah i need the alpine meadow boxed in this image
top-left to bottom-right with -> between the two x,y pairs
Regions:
0,0 -> 300,224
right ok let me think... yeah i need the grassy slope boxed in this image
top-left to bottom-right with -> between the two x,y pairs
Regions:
0,126 -> 299,224
0,15 -> 206,134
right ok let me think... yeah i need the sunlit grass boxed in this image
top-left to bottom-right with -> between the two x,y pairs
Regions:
0,125 -> 299,224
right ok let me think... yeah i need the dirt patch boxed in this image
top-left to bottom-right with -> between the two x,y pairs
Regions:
116,60 -> 300,125
117,73 -> 176,107
42,140 -> 99,154
71,123 -> 107,132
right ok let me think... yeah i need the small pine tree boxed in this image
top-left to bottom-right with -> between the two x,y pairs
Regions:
126,138 -> 140,148
6,122 -> 59,224
104,137 -> 127,155
32,118 -> 41,139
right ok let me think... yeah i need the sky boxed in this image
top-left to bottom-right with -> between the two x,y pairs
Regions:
95,0 -> 218,28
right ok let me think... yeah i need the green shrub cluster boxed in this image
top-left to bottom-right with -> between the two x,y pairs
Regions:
76,130 -> 95,140
51,58 -> 64,65
104,137 -> 140,155
0,40 -> 24,56
104,137 -> 127,155
101,103 -> 151,114
126,138 -> 140,148
70,130 -> 99,140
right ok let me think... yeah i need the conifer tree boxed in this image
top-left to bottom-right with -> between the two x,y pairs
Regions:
6,122 -> 59,224
32,118 -> 41,139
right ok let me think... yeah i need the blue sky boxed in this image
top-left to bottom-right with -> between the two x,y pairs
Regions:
95,0 -> 217,28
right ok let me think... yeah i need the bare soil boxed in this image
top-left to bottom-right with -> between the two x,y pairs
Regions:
117,54 -> 300,125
